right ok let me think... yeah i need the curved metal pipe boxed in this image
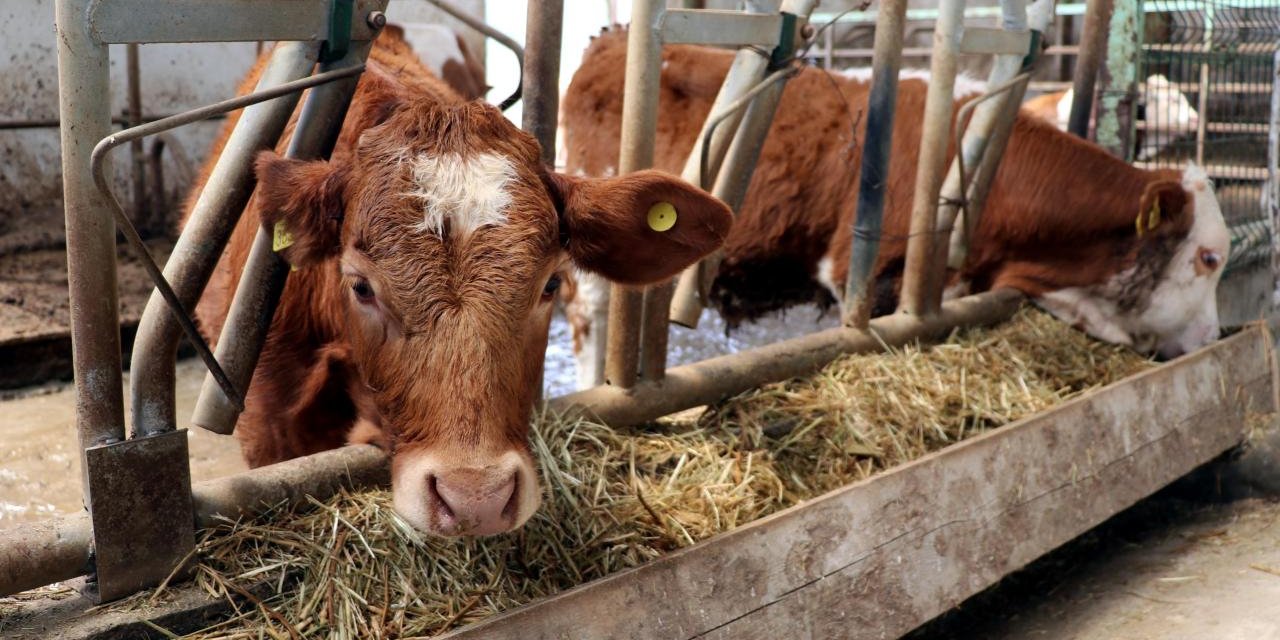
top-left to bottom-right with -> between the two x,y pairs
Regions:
422,0 -> 525,110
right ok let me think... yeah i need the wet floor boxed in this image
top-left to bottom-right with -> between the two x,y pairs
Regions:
0,304 -> 838,529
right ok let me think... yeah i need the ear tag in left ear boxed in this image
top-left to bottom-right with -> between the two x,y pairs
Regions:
273,220 -> 295,252
272,221 -> 298,271
1147,201 -> 1161,231
647,202 -> 677,232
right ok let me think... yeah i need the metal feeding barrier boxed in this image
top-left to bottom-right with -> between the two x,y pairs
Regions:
1,0 -> 1051,613
1134,0 -> 1279,275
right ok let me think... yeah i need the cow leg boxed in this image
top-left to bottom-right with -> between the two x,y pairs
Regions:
566,269 -> 610,389
235,343 -> 360,467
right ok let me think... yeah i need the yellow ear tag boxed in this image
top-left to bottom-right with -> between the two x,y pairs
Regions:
1147,201 -> 1161,230
647,202 -> 677,232
272,220 -> 295,252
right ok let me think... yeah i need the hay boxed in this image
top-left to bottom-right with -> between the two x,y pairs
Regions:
154,306 -> 1153,638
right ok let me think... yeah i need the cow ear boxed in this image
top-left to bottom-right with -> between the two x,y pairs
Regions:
548,169 -> 733,285
1136,179 -> 1191,237
254,151 -> 350,266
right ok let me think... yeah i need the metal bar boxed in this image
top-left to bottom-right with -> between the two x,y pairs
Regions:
843,0 -> 908,329
425,0 -> 524,110
957,27 -> 1031,56
667,50 -> 774,329
898,0 -> 965,317
553,289 -> 1024,427
660,10 -> 782,47
521,0 -> 562,164
130,41 -> 321,438
191,42 -> 374,435
0,515 -> 93,597
126,43 -> 147,232
668,64 -> 786,329
87,0 -> 383,44
56,0 -> 125,497
604,0 -> 665,389
0,445 -> 387,598
1094,0 -> 1141,159
1067,0 -> 1113,138
1195,6 -> 1214,166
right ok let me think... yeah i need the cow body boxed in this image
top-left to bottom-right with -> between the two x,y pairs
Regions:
561,30 -> 1228,387
190,28 -> 732,536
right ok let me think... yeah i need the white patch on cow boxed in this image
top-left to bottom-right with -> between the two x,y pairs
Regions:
408,151 -> 515,237
834,67 -> 986,99
566,270 -> 611,389
1133,163 -> 1229,357
1034,163 -> 1229,359
814,255 -> 842,302
602,165 -> 616,178
399,24 -> 465,79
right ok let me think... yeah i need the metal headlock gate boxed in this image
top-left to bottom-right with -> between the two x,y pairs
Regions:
2,0 -> 1059,614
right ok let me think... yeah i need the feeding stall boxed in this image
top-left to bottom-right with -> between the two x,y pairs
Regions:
0,0 -> 1275,638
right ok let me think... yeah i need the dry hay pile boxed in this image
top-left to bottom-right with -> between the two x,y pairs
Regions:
155,306 -> 1152,638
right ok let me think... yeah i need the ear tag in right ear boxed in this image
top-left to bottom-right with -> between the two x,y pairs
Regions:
1147,201 -> 1161,230
273,220 -> 295,252
647,202 -> 677,232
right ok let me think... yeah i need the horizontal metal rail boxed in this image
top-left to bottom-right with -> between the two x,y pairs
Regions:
87,0 -> 384,43
89,64 -> 368,415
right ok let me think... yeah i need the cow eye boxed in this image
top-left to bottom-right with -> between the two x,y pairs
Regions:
1198,249 -> 1221,270
542,274 -> 562,300
352,278 -> 376,303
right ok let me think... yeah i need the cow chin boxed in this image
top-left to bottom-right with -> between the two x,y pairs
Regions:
391,448 -> 541,537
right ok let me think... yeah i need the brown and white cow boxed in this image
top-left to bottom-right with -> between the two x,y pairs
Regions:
560,29 -> 1229,388
191,28 -> 732,536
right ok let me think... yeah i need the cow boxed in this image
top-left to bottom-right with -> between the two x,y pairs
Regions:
190,27 -> 733,536
1020,74 -> 1199,160
559,29 -> 1229,389
390,23 -> 489,101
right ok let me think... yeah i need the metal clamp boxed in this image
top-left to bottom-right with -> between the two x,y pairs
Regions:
321,0 -> 355,63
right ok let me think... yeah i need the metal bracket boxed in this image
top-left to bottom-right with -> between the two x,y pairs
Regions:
770,12 -> 800,69
321,0 -> 355,63
84,430 -> 194,602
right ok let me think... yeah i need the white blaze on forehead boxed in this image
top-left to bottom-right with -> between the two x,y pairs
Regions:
409,151 -> 516,237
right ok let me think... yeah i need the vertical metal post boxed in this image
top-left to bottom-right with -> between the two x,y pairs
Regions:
126,43 -> 148,232
1194,3 -> 1214,166
843,0 -> 909,329
667,47 -> 773,329
1067,0 -> 1114,138
191,43 -> 371,434
667,0 -> 818,330
604,0 -> 664,389
899,0 -> 966,317
131,42 -> 321,438
1094,0 -> 1141,160
522,0 -> 563,165
55,0 -> 125,494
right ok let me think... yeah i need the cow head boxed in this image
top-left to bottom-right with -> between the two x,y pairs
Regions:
255,75 -> 732,537
1036,164 -> 1229,359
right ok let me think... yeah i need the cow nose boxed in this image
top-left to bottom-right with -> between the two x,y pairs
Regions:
427,468 -> 519,536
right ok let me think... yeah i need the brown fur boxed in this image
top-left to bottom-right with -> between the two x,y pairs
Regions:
189,26 -> 732,480
562,30 -> 1195,324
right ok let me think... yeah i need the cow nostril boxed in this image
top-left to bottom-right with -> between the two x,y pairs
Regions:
501,472 -> 520,521
427,474 -> 454,520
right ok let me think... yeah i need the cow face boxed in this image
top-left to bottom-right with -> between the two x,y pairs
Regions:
1036,164 -> 1229,359
256,94 -> 731,537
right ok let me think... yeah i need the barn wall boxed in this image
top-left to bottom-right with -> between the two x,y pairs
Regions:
0,0 -> 484,249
